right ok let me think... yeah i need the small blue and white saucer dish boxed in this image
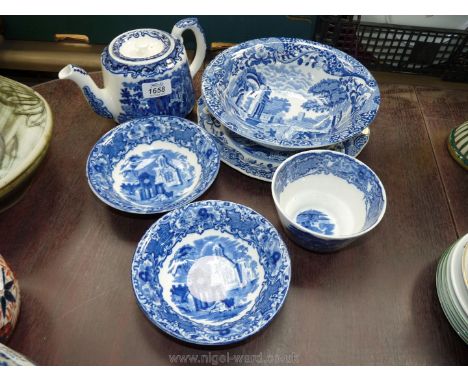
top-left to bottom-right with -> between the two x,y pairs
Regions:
272,150 -> 386,252
87,116 -> 220,214
131,200 -> 291,345
202,37 -> 380,150
197,97 -> 370,182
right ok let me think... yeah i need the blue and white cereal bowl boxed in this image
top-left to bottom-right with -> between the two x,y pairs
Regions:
87,115 -> 220,214
272,150 -> 386,252
131,200 -> 291,345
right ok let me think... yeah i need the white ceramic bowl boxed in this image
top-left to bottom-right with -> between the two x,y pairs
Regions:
271,150 -> 386,252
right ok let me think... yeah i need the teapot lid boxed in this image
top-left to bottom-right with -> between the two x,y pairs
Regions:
108,29 -> 176,65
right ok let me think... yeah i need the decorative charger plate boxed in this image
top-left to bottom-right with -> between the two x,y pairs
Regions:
131,200 -> 291,345
202,38 -> 380,150
87,116 -> 220,214
197,97 -> 370,182
0,75 -> 53,205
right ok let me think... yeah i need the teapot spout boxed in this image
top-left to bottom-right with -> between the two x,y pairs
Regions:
58,64 -> 114,120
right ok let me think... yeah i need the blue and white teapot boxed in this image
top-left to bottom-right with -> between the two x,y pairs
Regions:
58,18 -> 206,123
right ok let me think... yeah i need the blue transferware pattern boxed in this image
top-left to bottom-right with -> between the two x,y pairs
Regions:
103,41 -> 195,123
272,151 -> 386,252
197,97 -> 370,182
82,85 -> 114,119
117,148 -> 195,204
296,209 -> 335,236
59,18 -> 206,123
0,343 -> 33,366
174,18 -> 202,29
132,200 -> 291,345
116,65 -> 194,123
86,116 -> 220,214
202,38 -> 380,150
101,40 -> 184,79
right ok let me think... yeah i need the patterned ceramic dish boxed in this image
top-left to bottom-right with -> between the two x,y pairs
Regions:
0,255 -> 20,343
132,200 -> 291,345
0,76 -> 53,211
202,38 -> 380,151
447,121 -> 468,170
272,150 -> 386,252
197,97 -> 370,182
86,116 -> 220,214
0,343 -> 34,366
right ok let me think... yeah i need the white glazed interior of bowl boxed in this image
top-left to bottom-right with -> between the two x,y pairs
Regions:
278,174 -> 367,237
272,150 -> 386,240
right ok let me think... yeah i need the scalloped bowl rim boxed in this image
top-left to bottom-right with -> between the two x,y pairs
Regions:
202,37 -> 380,150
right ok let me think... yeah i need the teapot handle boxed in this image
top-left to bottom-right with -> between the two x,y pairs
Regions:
171,18 -> 207,78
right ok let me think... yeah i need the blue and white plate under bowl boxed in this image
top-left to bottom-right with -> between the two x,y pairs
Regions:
197,97 -> 370,182
86,115 -> 220,214
131,200 -> 291,345
272,150 -> 386,252
202,37 -> 380,151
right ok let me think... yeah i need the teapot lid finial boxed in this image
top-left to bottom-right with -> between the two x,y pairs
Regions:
109,29 -> 176,65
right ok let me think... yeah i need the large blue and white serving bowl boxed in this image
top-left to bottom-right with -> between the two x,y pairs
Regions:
87,115 -> 220,214
202,38 -> 380,151
131,200 -> 291,345
272,150 -> 386,252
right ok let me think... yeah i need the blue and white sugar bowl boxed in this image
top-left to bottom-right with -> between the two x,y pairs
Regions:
59,18 -> 206,123
272,150 -> 386,252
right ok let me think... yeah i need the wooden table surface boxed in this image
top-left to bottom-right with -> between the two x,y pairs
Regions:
1,69 -> 468,365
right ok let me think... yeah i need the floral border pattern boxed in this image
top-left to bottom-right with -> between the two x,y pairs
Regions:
202,37 -> 380,150
86,116 -> 220,214
132,200 -> 291,345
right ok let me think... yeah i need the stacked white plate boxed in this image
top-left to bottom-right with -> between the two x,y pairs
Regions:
436,233 -> 468,344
